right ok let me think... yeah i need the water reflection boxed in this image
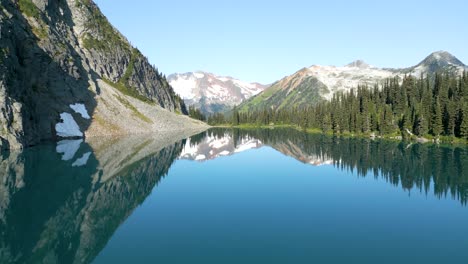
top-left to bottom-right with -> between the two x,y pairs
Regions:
0,136 -> 185,264
182,128 -> 468,204
0,128 -> 467,263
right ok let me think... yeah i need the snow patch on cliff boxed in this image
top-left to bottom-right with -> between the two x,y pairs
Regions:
56,113 -> 83,137
70,103 -> 90,119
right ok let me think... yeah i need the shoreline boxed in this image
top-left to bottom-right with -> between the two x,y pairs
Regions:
211,124 -> 468,146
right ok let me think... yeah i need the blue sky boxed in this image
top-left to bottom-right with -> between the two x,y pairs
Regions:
94,0 -> 467,84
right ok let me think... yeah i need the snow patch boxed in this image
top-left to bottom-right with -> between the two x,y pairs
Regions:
304,65 -> 395,100
169,73 -> 266,105
70,103 -> 90,119
169,77 -> 198,100
194,72 -> 205,78
56,139 -> 83,161
56,113 -> 83,138
72,152 -> 91,167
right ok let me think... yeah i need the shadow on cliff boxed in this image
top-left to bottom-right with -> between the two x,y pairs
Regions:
1,0 -> 108,148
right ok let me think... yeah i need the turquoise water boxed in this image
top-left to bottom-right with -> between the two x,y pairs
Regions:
1,129 -> 467,263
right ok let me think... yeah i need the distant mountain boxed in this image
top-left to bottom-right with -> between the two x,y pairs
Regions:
168,72 -> 268,114
240,51 -> 467,111
403,51 -> 467,76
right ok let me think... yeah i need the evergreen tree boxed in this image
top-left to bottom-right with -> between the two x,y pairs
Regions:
431,98 -> 443,137
232,106 -> 240,126
461,103 -> 468,139
414,114 -> 428,137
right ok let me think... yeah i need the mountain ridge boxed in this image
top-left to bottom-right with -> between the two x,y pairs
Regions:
168,71 -> 268,114
240,51 -> 467,112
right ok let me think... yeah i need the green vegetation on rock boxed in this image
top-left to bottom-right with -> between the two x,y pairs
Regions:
17,0 -> 48,39
240,76 -> 327,112
18,0 -> 41,19
118,48 -> 144,87
103,78 -> 152,104
81,3 -> 130,53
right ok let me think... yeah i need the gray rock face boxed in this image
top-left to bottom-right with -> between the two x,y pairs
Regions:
0,0 -> 189,150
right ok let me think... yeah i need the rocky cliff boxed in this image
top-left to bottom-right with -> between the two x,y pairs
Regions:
0,0 -> 204,150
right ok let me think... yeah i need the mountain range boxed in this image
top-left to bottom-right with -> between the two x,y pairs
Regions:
240,51 -> 467,111
168,72 -> 268,114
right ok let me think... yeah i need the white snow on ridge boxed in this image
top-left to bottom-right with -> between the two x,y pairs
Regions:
70,103 -> 90,119
206,84 -> 230,99
169,72 -> 267,106
305,65 -> 395,100
194,72 -> 205,79
169,76 -> 198,100
56,113 -> 83,138
233,79 -> 256,89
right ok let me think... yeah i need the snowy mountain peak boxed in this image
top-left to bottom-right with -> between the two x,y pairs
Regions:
417,51 -> 465,68
409,51 -> 466,76
240,51 -> 466,111
345,60 -> 370,69
168,72 -> 268,114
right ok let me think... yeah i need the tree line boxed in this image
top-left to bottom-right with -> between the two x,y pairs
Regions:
208,72 -> 468,140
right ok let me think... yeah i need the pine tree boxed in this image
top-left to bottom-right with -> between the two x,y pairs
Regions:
232,106 -> 240,126
431,98 -> 443,137
461,103 -> 468,139
414,114 -> 428,136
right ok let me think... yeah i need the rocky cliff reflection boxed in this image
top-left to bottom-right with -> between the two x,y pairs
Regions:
0,135 -> 185,264
182,128 -> 468,204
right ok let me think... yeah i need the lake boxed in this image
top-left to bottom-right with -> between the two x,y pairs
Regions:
0,128 -> 467,263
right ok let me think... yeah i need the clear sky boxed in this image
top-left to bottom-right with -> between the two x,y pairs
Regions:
94,0 -> 467,84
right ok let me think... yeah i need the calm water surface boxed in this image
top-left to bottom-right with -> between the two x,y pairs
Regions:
1,128 -> 467,263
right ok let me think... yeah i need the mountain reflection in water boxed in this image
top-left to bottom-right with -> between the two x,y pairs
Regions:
0,128 -> 467,263
181,128 -> 468,204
